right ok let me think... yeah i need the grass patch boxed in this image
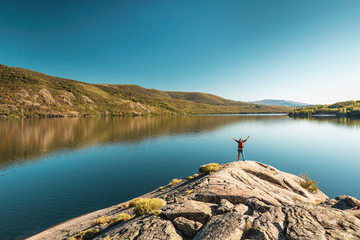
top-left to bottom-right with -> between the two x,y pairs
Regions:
91,216 -> 111,226
299,172 -> 319,193
68,229 -> 100,240
118,202 -> 130,209
129,198 -> 142,207
108,213 -> 132,227
150,209 -> 162,216
184,173 -> 200,180
292,197 -> 305,203
185,190 -> 194,194
133,198 -> 164,216
199,163 -> 222,174
168,178 -> 182,186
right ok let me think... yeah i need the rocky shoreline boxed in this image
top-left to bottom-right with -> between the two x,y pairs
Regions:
28,161 -> 360,240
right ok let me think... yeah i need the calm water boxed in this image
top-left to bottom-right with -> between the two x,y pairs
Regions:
1,115 -> 360,239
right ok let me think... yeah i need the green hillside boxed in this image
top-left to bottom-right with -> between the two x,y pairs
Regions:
0,64 -> 292,118
289,101 -> 360,117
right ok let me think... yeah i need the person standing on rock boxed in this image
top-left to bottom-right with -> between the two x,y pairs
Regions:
232,136 -> 250,161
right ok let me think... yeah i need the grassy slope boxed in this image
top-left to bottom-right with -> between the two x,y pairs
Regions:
289,101 -> 360,117
0,64 -> 292,118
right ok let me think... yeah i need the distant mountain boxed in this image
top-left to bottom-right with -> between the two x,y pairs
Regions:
0,64 -> 293,118
250,99 -> 310,107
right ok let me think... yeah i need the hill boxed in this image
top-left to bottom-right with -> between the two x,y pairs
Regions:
250,99 -> 310,107
0,64 -> 292,118
29,161 -> 360,240
289,101 -> 360,117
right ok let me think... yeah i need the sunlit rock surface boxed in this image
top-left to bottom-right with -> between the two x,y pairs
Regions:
29,161 -> 360,240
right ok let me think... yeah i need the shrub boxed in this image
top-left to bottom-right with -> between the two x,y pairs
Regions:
133,198 -> 164,216
118,202 -> 130,209
168,178 -> 182,186
150,209 -> 162,216
184,173 -> 199,180
68,229 -> 100,240
129,198 -> 142,207
199,163 -> 222,174
91,216 -> 111,226
108,213 -> 131,227
299,172 -> 319,193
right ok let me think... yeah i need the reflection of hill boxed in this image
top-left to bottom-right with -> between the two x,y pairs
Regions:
0,115 -> 287,169
292,117 -> 360,128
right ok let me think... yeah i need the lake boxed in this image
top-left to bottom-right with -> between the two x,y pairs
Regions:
1,115 -> 360,239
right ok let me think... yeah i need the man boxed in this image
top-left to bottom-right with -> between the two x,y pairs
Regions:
232,136 -> 250,161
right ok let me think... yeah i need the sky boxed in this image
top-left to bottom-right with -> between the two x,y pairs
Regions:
1,0 -> 359,104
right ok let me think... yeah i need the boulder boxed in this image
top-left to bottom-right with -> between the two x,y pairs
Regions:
39,88 -> 56,104
94,215 -> 182,240
214,199 -> 234,214
161,200 -> 214,224
173,217 -> 202,237
193,212 -> 246,240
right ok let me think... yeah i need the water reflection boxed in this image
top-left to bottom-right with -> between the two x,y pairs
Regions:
292,117 -> 360,128
0,115 -> 287,169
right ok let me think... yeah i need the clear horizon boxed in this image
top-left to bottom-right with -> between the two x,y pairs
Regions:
1,0 -> 359,105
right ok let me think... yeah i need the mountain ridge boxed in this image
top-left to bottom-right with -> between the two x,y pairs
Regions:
0,64 -> 292,118
250,99 -> 310,107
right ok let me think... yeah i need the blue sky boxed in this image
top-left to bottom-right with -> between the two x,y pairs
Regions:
1,0 -> 359,104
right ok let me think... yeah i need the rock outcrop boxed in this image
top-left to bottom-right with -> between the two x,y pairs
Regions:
28,161 -> 360,240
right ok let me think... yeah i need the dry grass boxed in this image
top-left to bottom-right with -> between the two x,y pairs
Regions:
184,173 -> 200,180
185,190 -> 194,194
129,198 -> 142,207
91,216 -> 111,226
133,198 -> 164,216
118,202 -> 130,209
68,229 -> 100,240
299,172 -> 319,193
168,178 -> 183,186
108,213 -> 132,227
199,163 -> 222,174
150,209 -> 162,216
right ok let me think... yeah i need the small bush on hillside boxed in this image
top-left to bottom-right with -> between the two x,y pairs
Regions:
150,209 -> 162,216
129,198 -> 142,207
299,172 -> 319,193
168,178 -> 182,186
118,202 -> 130,209
184,173 -> 200,180
68,229 -> 100,240
108,213 -> 132,227
199,163 -> 222,174
91,216 -> 111,226
133,198 -> 164,216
